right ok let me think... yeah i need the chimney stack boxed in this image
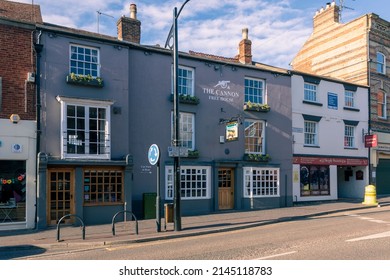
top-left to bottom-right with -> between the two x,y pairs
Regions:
313,1 -> 340,32
117,3 -> 141,43
238,28 -> 252,65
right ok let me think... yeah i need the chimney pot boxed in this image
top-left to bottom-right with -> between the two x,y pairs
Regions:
242,28 -> 249,40
130,4 -> 137,19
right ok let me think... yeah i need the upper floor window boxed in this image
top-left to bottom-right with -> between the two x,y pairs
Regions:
70,45 -> 100,77
378,90 -> 387,119
57,96 -> 112,159
171,112 -> 195,150
244,119 -> 265,154
344,90 -> 355,108
177,66 -> 194,96
377,52 -> 386,75
245,77 -> 265,104
304,120 -> 318,146
344,125 -> 355,148
304,82 -> 317,102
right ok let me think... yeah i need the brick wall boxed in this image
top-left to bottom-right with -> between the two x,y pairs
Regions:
0,23 -> 36,120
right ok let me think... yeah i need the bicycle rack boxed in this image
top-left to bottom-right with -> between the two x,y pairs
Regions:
111,210 -> 138,236
56,214 -> 85,241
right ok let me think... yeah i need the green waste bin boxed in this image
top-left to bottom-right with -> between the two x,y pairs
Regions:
143,193 -> 156,219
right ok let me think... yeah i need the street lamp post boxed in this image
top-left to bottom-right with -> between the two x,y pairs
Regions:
167,0 -> 191,232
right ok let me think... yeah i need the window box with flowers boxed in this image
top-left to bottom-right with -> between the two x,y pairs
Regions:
187,150 -> 199,158
243,101 -> 270,112
66,73 -> 104,88
243,153 -> 271,162
170,94 -> 200,105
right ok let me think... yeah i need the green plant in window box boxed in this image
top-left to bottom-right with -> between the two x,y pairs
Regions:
66,73 -> 104,87
188,150 -> 199,158
243,153 -> 271,162
243,101 -> 270,112
170,94 -> 200,104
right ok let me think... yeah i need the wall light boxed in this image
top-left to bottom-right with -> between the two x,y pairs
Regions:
10,114 -> 20,124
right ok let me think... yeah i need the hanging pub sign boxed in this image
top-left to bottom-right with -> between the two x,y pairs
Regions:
226,121 -> 238,141
364,134 -> 377,148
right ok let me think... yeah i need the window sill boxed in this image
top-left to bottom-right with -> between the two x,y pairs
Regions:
344,147 -> 358,150
303,100 -> 323,107
343,107 -> 360,112
303,145 -> 320,148
66,75 -> 104,88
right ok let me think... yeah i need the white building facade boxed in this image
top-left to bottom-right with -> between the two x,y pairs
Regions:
292,72 -> 369,202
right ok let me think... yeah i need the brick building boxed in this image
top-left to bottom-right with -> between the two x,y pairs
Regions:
0,0 -> 42,229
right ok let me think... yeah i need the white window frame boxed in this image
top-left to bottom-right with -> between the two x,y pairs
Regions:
304,120 -> 318,146
244,119 -> 265,154
165,166 -> 211,200
304,82 -> 317,102
70,44 -> 100,78
245,77 -> 265,104
344,125 -> 355,148
377,52 -> 386,75
378,91 -> 387,119
171,112 -> 195,150
172,65 -> 195,96
243,167 -> 280,198
344,90 -> 355,108
57,96 -> 113,160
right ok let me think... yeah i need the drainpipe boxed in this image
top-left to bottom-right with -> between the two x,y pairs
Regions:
34,30 -> 43,229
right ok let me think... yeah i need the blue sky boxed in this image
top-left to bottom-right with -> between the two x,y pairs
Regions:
13,0 -> 390,68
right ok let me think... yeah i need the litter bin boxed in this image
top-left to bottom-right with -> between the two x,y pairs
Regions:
164,203 -> 174,230
143,193 -> 157,219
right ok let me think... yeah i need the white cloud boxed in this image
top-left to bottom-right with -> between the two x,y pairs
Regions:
10,0 -> 315,67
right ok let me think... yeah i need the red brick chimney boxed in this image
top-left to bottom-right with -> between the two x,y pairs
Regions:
117,3 -> 141,43
238,28 -> 252,65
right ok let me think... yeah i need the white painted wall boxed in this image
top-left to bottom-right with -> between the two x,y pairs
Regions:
292,74 -> 369,201
0,119 -> 36,230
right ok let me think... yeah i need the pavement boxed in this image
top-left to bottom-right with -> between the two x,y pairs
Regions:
1,196 -> 390,252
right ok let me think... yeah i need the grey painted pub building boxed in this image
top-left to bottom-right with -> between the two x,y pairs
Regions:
32,6 -> 292,227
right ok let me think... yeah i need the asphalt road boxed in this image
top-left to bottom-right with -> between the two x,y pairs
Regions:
10,205 -> 390,260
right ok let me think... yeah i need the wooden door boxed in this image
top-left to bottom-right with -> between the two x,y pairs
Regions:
218,168 -> 234,210
47,169 -> 74,225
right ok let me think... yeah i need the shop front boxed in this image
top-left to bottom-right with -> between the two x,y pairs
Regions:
0,120 -> 36,230
293,156 -> 368,202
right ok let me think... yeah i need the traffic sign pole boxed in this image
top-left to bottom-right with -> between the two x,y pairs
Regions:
148,144 -> 161,232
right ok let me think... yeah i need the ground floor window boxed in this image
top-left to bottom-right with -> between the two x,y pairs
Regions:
300,165 -> 330,196
0,160 -> 26,222
83,168 -> 123,204
165,166 -> 211,199
243,167 -> 279,197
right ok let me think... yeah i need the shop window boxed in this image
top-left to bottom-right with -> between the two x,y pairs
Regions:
0,161 -> 26,222
243,167 -> 279,198
165,166 -> 211,199
83,168 -> 123,204
300,165 -> 330,196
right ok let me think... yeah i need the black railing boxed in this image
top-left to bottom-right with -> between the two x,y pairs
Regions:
111,211 -> 138,236
56,214 -> 85,242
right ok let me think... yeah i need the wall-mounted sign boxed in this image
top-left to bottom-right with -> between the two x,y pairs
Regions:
226,121 -> 238,141
327,92 -> 338,110
148,144 -> 160,165
12,143 -> 22,153
364,134 -> 377,148
202,80 -> 240,103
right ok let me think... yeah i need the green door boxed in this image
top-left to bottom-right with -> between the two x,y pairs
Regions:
376,159 -> 390,195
